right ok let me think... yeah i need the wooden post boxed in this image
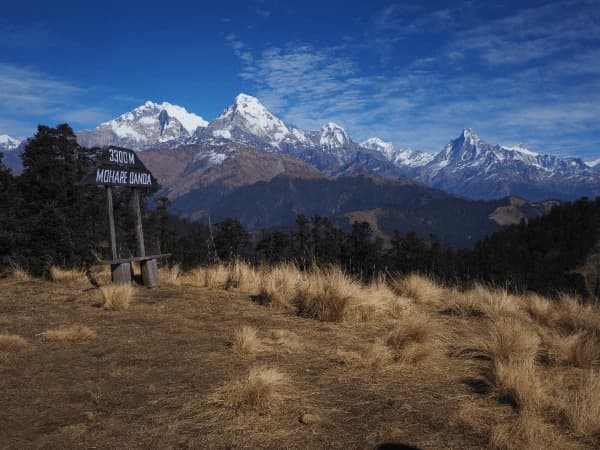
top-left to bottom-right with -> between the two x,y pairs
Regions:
106,186 -> 117,260
107,186 -> 131,284
133,189 -> 158,287
132,189 -> 145,257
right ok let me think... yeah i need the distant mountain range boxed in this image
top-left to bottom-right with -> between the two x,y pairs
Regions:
1,93 -> 598,246
65,93 -> 600,201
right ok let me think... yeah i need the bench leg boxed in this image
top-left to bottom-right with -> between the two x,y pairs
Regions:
141,259 -> 159,287
111,263 -> 132,284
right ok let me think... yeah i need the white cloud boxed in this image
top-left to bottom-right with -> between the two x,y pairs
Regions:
0,63 -> 112,138
226,2 -> 600,158
256,9 -> 271,18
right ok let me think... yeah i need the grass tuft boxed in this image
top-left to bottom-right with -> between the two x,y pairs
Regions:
490,410 -> 576,450
483,357 -> 546,410
0,333 -> 28,352
101,284 -> 134,310
209,366 -> 288,414
232,325 -> 260,355
564,371 -> 600,437
49,266 -> 86,283
386,314 -> 438,364
162,264 -> 182,286
294,266 -> 360,322
5,265 -> 32,282
225,260 -> 262,292
44,325 -> 96,342
257,263 -> 302,309
391,273 -> 445,306
458,317 -> 541,363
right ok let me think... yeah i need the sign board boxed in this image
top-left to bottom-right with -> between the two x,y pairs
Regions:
81,146 -> 156,188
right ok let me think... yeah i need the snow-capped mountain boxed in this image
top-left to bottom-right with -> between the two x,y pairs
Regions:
361,137 -> 433,168
77,101 -> 207,149
190,94 -> 402,176
586,158 -> 600,168
420,129 -> 599,200
201,93 -> 293,147
67,95 -> 600,201
0,135 -> 24,173
0,134 -> 21,152
319,122 -> 350,149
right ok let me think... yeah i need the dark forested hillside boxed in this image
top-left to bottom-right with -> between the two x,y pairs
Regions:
2,124 -> 599,299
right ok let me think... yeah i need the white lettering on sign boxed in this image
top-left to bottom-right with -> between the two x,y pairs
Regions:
108,148 -> 135,165
95,168 -> 152,186
129,171 -> 152,185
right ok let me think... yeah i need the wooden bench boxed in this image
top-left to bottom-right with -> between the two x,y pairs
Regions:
99,254 -> 171,287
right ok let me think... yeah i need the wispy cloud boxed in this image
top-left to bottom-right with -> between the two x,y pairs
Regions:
227,1 -> 600,158
447,1 -> 600,66
0,63 -> 111,138
224,33 -> 253,64
256,9 -> 271,18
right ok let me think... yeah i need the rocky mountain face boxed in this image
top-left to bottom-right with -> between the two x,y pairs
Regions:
0,135 -> 24,173
0,135 -> 20,152
417,129 -> 599,201
361,137 -> 433,169
72,94 -> 600,202
77,101 -> 207,149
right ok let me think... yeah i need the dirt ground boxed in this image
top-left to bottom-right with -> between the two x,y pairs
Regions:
0,276 -> 587,449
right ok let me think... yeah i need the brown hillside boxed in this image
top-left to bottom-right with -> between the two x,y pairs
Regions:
1,266 -> 598,449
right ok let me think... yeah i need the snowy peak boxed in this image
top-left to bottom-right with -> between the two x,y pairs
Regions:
502,144 -> 538,157
0,134 -> 21,151
208,93 -> 290,145
435,128 -> 492,164
362,137 -> 433,168
319,122 -> 350,149
109,101 -> 208,136
586,158 -> 600,168
361,137 -> 394,156
78,101 -> 207,150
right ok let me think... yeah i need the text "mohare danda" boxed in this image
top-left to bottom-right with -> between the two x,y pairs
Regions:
95,168 -> 152,185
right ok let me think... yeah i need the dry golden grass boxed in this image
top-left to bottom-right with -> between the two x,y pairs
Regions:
3,264 -> 600,449
184,264 -> 230,289
44,325 -> 96,342
490,410 -> 577,450
208,366 -> 288,414
524,292 -> 554,325
0,333 -> 28,352
552,294 -> 600,333
101,284 -> 134,310
459,317 -> 541,363
257,263 -> 303,309
294,266 -> 361,322
391,273 -> 445,306
231,325 -> 260,355
540,329 -> 600,368
386,314 -> 439,364
340,342 -> 392,373
463,284 -> 524,320
564,371 -> 600,438
483,357 -> 546,411
225,260 -> 262,292
4,265 -> 32,282
270,329 -> 303,352
49,266 -> 86,284
161,264 -> 182,286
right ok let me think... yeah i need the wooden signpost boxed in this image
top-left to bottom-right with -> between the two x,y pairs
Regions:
82,146 -> 168,286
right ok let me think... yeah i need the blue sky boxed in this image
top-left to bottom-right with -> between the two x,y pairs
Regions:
1,0 -> 599,158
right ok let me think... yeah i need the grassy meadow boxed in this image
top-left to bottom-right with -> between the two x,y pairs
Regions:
0,262 -> 599,449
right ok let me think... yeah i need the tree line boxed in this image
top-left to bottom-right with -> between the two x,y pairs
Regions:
1,124 -> 599,299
